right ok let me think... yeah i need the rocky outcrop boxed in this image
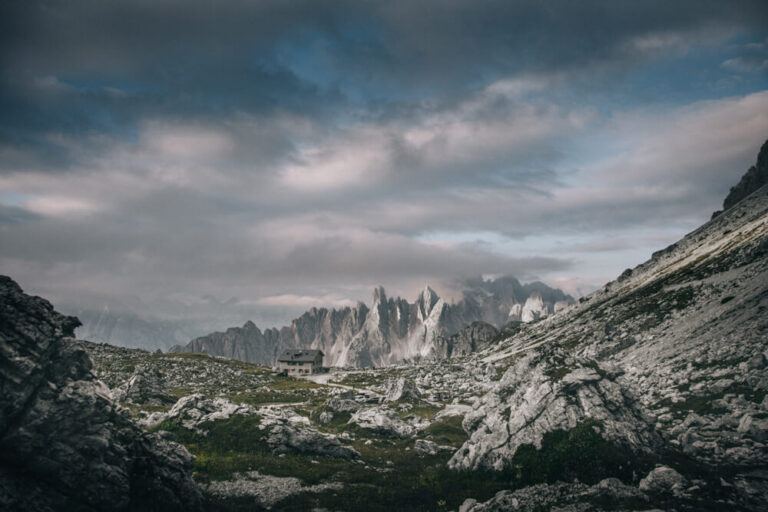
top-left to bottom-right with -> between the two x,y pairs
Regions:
638,466 -> 688,497
201,471 -> 343,508
721,138 -> 768,212
325,395 -> 363,413
348,406 -> 429,438
520,291 -> 549,323
448,156 -> 768,509
459,479 -> 649,512
143,394 -> 257,434
112,365 -> 175,405
385,377 -> 422,402
434,321 -> 498,358
0,276 -> 202,512
266,424 -> 360,459
254,405 -> 360,459
449,347 -> 660,471
171,276 -> 572,368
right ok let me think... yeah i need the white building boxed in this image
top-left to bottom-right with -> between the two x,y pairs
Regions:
276,349 -> 324,375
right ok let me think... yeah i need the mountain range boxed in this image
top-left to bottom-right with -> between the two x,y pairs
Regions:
170,277 -> 572,367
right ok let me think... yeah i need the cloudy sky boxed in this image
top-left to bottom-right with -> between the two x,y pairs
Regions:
1,1 -> 767,329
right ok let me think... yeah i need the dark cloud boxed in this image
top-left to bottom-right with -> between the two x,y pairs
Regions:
1,1 -> 767,329
3,1 -> 767,140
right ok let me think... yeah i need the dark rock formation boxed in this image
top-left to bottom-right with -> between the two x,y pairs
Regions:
435,321 -> 499,358
713,138 -> 768,217
0,276 -> 202,512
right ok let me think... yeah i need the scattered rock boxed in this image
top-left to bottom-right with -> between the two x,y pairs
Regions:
201,471 -> 343,507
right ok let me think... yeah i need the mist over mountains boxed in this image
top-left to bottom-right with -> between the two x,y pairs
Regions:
170,276 -> 572,367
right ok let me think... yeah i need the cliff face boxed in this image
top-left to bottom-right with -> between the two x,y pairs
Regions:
0,276 -> 202,512
172,277 -> 573,368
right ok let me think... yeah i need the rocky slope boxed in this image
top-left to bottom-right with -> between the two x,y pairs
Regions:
452,167 -> 768,508
171,277 -> 571,368
0,276 -> 202,512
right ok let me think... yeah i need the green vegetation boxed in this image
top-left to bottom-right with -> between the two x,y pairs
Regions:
422,416 -> 467,447
546,365 -> 571,381
509,419 -> 652,486
152,413 -> 512,512
403,404 -> 442,420
337,372 -> 390,388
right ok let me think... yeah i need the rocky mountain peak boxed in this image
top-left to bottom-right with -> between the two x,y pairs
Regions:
714,138 -> 768,217
417,284 -> 440,316
174,277 -> 572,368
372,285 -> 388,305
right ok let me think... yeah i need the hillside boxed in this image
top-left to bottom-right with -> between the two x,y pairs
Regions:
61,176 -> 767,511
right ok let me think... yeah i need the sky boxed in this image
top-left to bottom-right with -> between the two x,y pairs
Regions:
1,0 -> 768,331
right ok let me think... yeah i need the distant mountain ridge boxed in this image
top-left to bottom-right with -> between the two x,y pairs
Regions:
73,307 -> 203,351
170,276 -> 572,367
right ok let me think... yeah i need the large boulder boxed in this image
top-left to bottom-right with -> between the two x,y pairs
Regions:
459,479 -> 648,512
112,365 -> 175,405
150,394 -> 257,434
385,377 -> 422,402
0,275 -> 202,512
638,466 -> 688,496
348,406 -> 429,438
449,347 -> 660,471
267,424 -> 360,459
201,471 -> 343,508
325,396 -> 363,413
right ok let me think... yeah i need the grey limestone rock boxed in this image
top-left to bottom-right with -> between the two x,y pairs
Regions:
449,347 -> 660,471
348,406 -> 429,438
112,365 -> 175,405
385,377 -> 422,402
201,470 -> 343,507
0,276 -> 202,512
638,466 -> 688,496
147,393 -> 257,434
458,479 -> 648,511
267,423 -> 360,459
325,396 -> 363,413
